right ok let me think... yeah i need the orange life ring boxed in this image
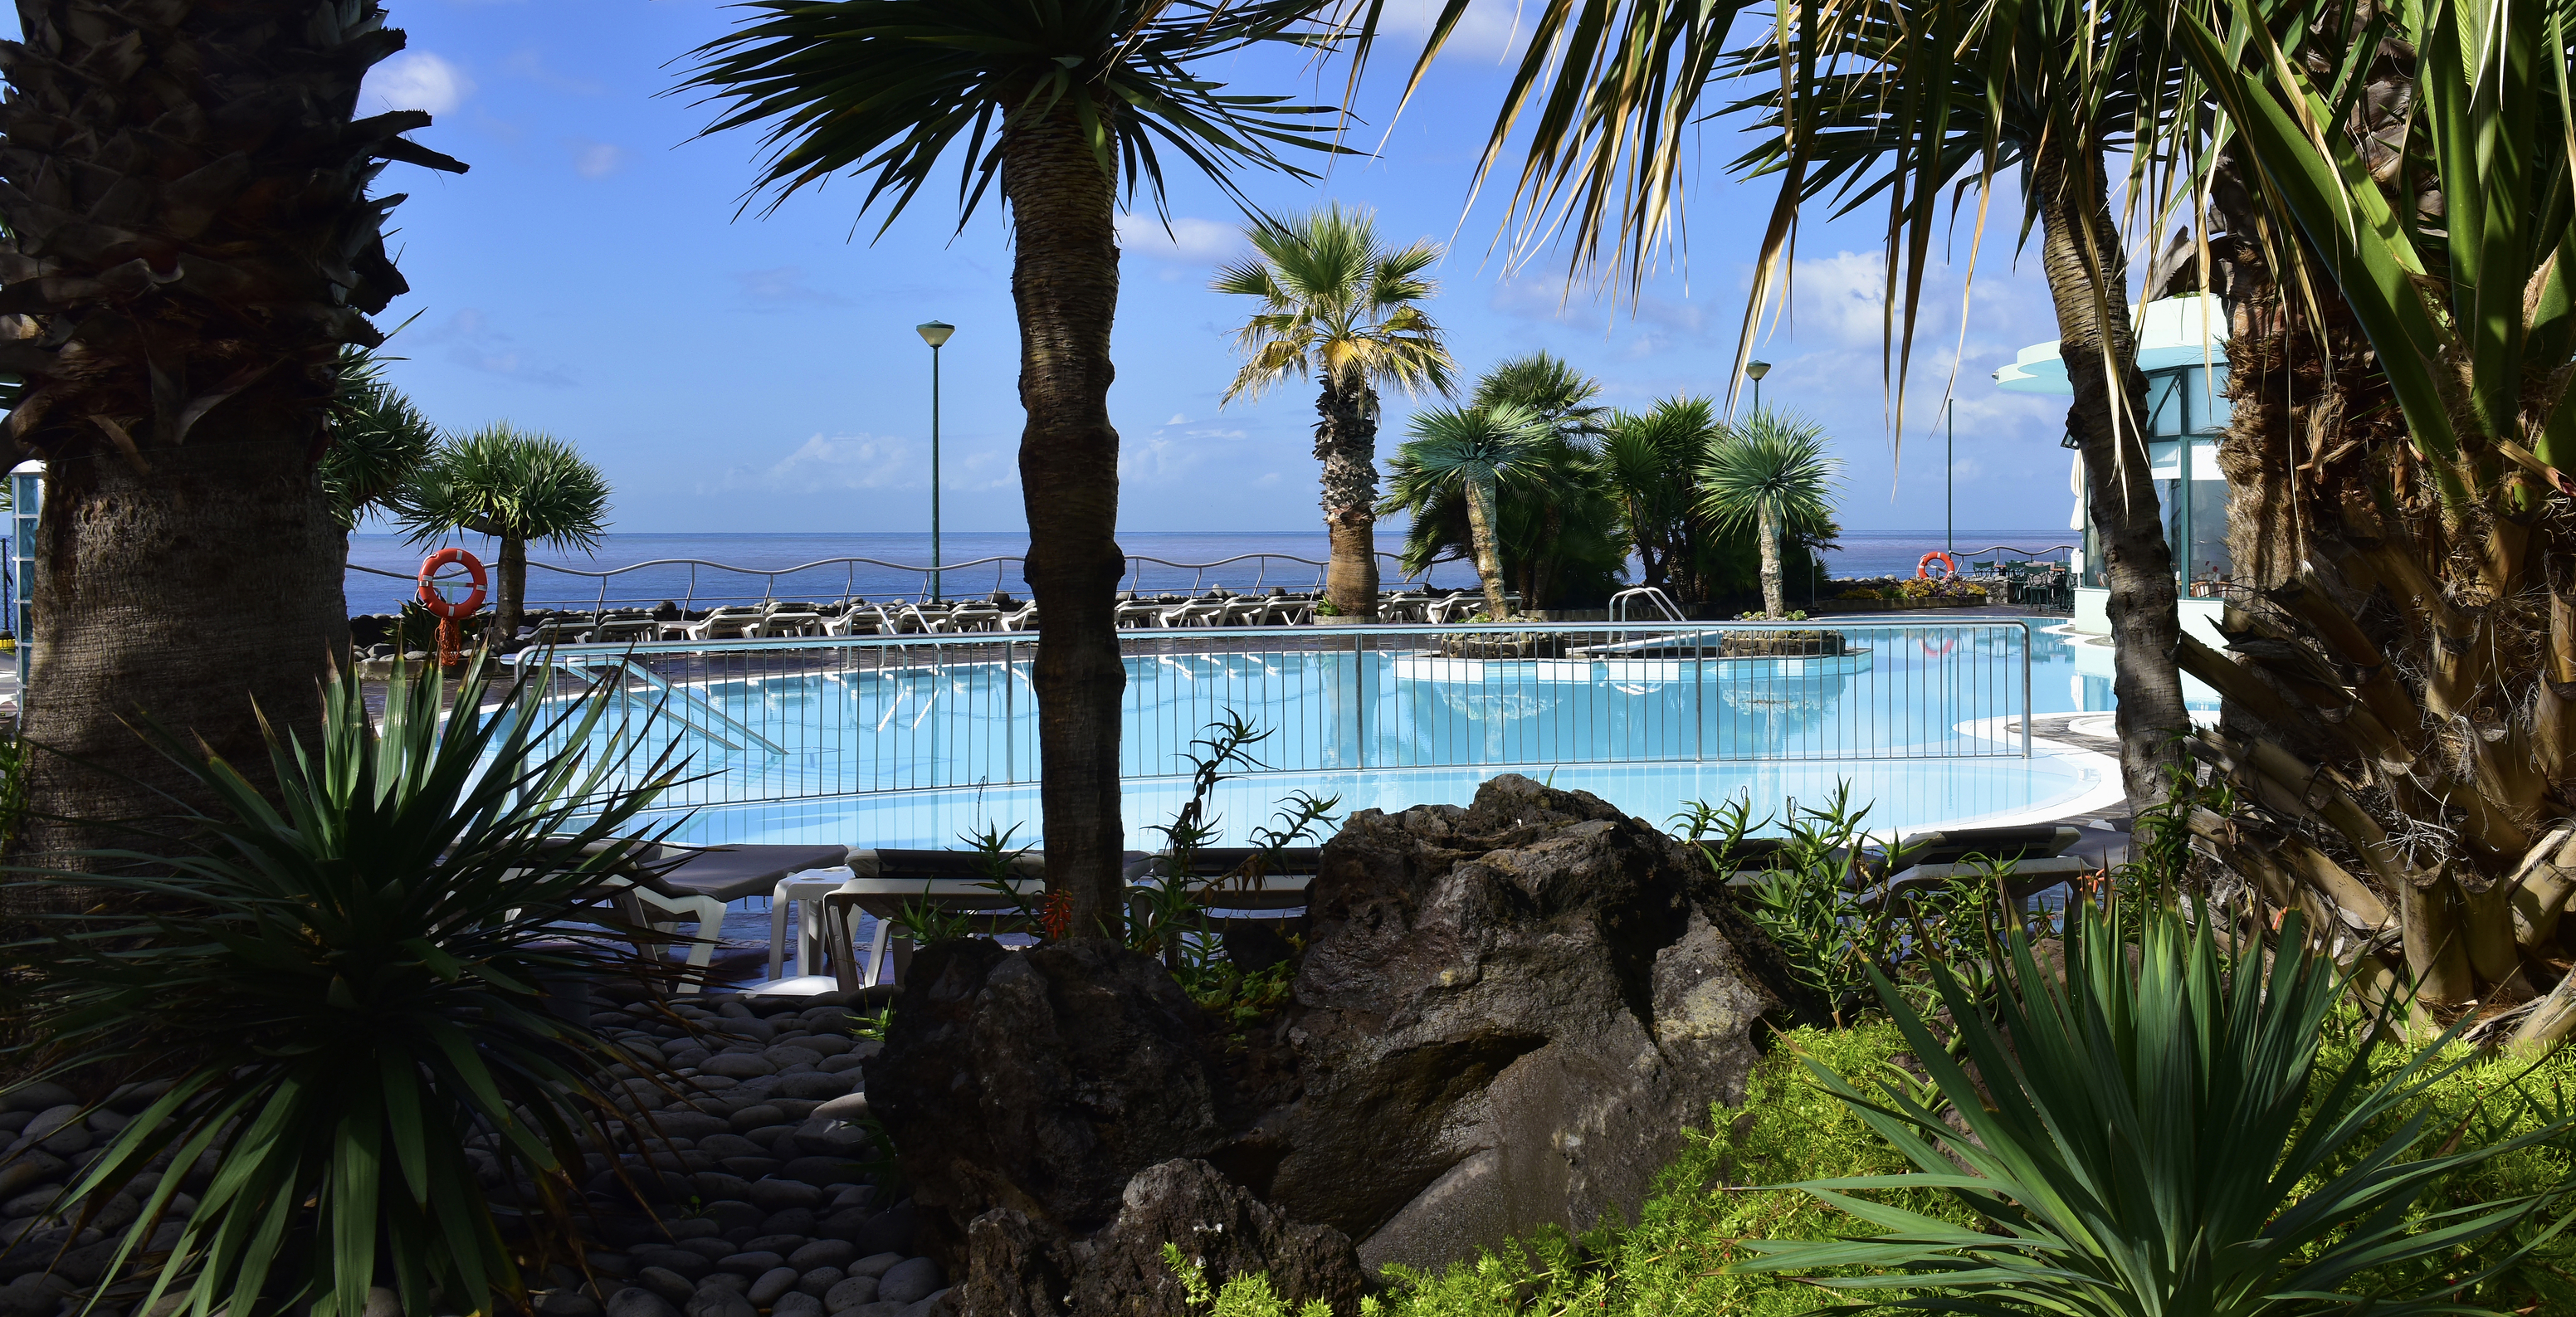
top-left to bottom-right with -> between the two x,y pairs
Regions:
1917,551 -> 1959,579
417,547 -> 488,619
1920,636 -> 1959,658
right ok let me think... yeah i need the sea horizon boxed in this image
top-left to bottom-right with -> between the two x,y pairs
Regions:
345,528 -> 2074,615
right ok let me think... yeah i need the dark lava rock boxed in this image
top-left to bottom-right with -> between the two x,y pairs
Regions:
1070,1159 -> 1362,1315
870,775 -> 1811,1276
864,938 -> 1220,1253
1266,773 -> 1810,1268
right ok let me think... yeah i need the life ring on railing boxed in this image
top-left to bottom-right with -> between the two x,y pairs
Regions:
417,547 -> 488,619
1920,635 -> 1959,658
1916,551 -> 1959,579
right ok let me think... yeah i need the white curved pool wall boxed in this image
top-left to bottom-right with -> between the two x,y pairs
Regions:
515,620 -> 2123,849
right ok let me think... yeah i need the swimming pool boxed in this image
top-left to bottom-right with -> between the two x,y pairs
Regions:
521,617 -> 2141,850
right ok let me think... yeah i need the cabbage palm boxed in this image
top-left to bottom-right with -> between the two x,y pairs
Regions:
1215,204 -> 1453,621
1338,0 -> 2203,811
397,425 -> 611,643
0,2 -> 465,874
1384,403 -> 1555,619
1697,411 -> 1841,618
682,0 -> 1340,933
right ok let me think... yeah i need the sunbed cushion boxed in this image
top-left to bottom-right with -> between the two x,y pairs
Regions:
631,843 -> 853,903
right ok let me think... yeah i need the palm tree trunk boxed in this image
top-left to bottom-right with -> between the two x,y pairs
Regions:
1317,380 -> 1380,620
14,437 -> 344,871
1466,481 -> 1511,620
1005,105 -> 1128,935
494,533 -> 528,645
2032,137 -> 2193,810
1757,504 -> 1784,617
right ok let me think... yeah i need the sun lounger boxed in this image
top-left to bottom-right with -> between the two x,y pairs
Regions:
759,609 -> 826,637
814,848 -> 1049,990
530,839 -> 850,993
824,605 -> 887,637
998,602 -> 1040,632
665,603 -> 767,641
529,617 -> 594,646
591,617 -> 659,644
1115,600 -> 1165,628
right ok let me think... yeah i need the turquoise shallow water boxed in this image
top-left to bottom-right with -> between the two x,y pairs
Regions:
578,618 -> 2122,852
661,753 -> 2110,852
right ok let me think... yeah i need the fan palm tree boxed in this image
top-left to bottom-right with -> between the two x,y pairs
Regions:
681,0 -> 1341,933
1337,0 -> 2203,811
0,3 -> 466,874
1214,204 -> 1453,621
1698,411 -> 1841,618
1601,398 -> 1720,602
398,426 -> 612,643
1384,403 -> 1557,619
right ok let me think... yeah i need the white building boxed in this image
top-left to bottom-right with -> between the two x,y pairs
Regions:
1992,294 -> 2233,648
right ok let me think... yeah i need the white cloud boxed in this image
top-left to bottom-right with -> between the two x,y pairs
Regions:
1364,0 -> 1530,61
730,266 -> 848,307
569,140 -> 626,179
1116,215 -> 1245,265
363,51 -> 474,116
417,308 -> 573,387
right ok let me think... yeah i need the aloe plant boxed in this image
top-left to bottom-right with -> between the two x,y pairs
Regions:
3,655 -> 687,1316
1731,901 -> 2576,1315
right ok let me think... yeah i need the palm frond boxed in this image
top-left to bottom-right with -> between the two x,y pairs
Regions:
397,424 -> 612,551
678,0 -> 1350,232
1695,408 -> 1842,539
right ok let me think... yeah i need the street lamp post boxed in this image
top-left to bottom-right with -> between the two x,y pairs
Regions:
916,320 -> 955,600
1745,359 -> 1771,412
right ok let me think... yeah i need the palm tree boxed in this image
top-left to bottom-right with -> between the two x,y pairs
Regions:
1697,411 -> 1841,618
1471,353 -> 1610,447
1214,205 -> 1453,621
1600,398 -> 1719,601
397,426 -> 611,643
322,350 -> 439,532
681,0 -> 1340,933
2137,0 -> 2576,1019
1340,0 -> 2203,812
0,4 -> 466,872
1384,403 -> 1556,619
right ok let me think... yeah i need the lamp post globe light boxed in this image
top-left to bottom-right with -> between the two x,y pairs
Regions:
1745,359 -> 1771,411
917,320 -> 955,600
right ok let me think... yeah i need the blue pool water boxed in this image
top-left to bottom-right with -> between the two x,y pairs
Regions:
557,618 -> 2150,852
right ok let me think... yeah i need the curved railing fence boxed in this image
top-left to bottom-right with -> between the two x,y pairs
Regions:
500,620 -> 2036,812
354,550 -> 1481,615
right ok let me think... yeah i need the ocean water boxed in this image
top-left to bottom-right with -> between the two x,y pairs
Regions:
344,528 -> 2071,616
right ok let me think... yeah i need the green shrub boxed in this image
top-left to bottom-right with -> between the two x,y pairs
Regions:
2,655 -> 687,1316
1729,901 -> 2575,1315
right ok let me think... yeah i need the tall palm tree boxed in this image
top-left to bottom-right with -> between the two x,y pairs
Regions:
1697,411 -> 1842,618
1213,204 -> 1452,621
0,3 -> 466,872
398,425 -> 612,643
1384,402 -> 1556,619
1339,0 -> 2204,812
1464,352 -> 1614,605
681,0 -> 1341,933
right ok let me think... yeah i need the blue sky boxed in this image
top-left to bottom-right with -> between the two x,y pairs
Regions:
324,0 -> 2080,534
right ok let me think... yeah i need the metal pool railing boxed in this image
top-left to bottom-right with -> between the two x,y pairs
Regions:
500,619 -> 2037,812
354,550 -> 1481,616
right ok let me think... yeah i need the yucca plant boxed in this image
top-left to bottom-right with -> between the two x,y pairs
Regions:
1731,901 -> 2576,1314
398,424 -> 613,643
1697,411 -> 1843,619
1382,402 -> 1559,621
2,655 -> 687,1316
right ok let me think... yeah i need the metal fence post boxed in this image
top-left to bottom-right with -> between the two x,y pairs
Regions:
1004,638 -> 1016,783
1693,629 -> 1706,762
1352,632 -> 1367,768
2017,619 -> 2034,758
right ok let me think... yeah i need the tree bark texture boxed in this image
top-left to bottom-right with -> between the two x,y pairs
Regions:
17,435 -> 345,867
0,2 -> 461,885
1756,505 -> 1784,617
1004,105 -> 1129,935
1465,482 -> 1510,620
2032,138 -> 2193,811
1316,380 -> 1380,620
492,533 -> 528,645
